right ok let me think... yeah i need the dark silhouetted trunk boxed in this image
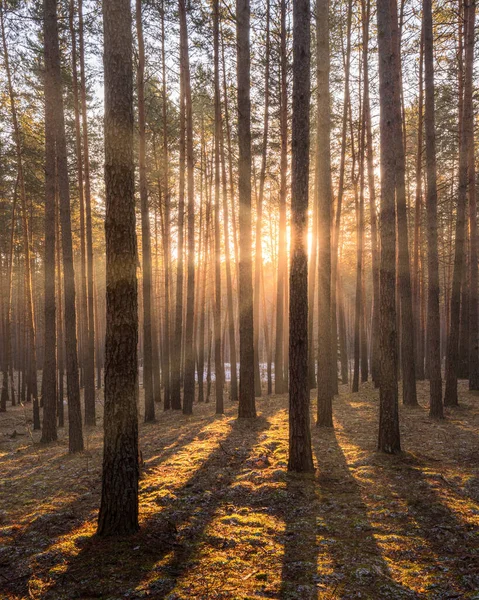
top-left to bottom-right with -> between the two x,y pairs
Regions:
97,0 -> 139,536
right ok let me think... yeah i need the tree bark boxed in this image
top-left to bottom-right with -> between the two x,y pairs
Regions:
316,0 -> 334,427
236,0 -> 256,417
97,0 -> 139,536
288,0 -> 314,472
377,0 -> 401,453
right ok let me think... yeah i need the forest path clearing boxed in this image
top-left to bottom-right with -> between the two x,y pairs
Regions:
0,381 -> 478,599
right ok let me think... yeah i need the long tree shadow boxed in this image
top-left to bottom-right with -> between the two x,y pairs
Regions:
386,454 -> 479,595
0,411 -> 231,598
334,397 -> 479,595
279,469 -> 320,599
40,415 -> 273,599
310,426 -> 419,599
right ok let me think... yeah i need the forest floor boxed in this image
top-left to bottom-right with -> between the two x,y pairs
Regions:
0,381 -> 478,600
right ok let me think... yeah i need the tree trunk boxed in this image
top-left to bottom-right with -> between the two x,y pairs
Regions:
275,0 -> 288,395
97,0 -> 139,536
377,0 -> 401,453
444,0 -> 470,407
316,0 -> 334,427
212,0 -> 224,414
236,0 -> 256,417
288,0 -> 314,472
391,0 -> 418,407
41,11 -> 58,442
136,0 -> 155,422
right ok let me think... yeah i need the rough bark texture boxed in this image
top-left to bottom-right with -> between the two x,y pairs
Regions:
288,0 -> 314,472
236,0 -> 256,418
377,0 -> 401,454
423,0 -> 443,418
41,0 -> 58,443
316,0 -> 333,427
97,0 -> 139,536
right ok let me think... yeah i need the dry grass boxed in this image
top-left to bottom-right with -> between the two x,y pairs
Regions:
0,380 -> 478,599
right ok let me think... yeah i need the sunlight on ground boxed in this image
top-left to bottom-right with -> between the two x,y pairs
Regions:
0,382 -> 478,598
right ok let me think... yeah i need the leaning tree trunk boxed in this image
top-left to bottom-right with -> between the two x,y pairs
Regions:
97,0 -> 139,537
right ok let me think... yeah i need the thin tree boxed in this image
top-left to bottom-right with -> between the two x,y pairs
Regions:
423,0 -> 443,417
41,2 -> 58,442
316,0 -> 333,427
236,0 -> 256,418
275,0 -> 288,394
136,0 -> 155,422
97,0 -> 139,536
444,0 -> 470,407
213,0 -> 224,413
180,0 -> 196,415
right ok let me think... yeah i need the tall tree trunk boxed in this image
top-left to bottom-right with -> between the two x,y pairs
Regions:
70,0 -> 95,426
45,0 -> 84,451
212,0 -> 224,414
413,23 -> 425,380
97,0 -> 139,536
363,0 -> 379,387
78,0 -> 96,424
331,0 -> 353,396
56,196 -> 65,428
316,0 -> 334,426
377,0 -> 401,453
253,0 -> 270,398
236,0 -> 256,417
160,0 -> 171,409
41,15 -> 58,443
444,0 -> 470,407
136,0 -> 155,422
466,0 -> 478,390
275,0 -> 288,395
288,0 -> 314,472
424,0 -> 443,417
180,0 -> 196,415
391,0 -> 418,407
